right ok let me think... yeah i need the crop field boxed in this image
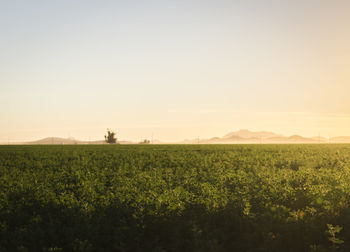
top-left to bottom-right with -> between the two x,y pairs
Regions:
1,144 -> 350,251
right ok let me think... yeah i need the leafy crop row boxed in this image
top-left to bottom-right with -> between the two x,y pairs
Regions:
1,144 -> 350,251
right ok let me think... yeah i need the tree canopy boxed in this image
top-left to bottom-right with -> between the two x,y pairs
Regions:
104,129 -> 117,144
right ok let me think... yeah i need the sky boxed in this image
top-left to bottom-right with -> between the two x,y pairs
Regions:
1,0 -> 350,142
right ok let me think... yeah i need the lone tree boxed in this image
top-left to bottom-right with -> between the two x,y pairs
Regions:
139,139 -> 150,144
105,129 -> 117,144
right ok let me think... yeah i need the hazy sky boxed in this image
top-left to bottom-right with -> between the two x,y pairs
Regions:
1,0 -> 350,142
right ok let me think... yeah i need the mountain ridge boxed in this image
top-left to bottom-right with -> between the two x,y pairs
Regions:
5,130 -> 350,144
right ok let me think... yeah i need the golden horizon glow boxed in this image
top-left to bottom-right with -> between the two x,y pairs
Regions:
1,1 -> 349,142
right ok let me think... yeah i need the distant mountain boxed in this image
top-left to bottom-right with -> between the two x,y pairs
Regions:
187,130 -> 350,144
216,136 -> 261,143
330,136 -> 350,143
27,137 -> 142,145
289,135 -> 317,142
311,136 -> 329,142
223,129 -> 281,139
29,137 -> 82,145
265,135 -> 318,143
28,137 -> 107,145
17,131 -> 350,145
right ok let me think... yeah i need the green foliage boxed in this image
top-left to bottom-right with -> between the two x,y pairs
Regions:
327,224 -> 344,251
104,129 -> 117,144
1,144 -> 350,251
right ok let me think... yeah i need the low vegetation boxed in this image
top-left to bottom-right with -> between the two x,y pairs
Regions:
1,144 -> 350,251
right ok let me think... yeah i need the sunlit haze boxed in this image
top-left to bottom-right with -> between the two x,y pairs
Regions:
1,1 -> 350,142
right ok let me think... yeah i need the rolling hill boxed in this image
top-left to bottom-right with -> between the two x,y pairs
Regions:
17,130 -> 350,145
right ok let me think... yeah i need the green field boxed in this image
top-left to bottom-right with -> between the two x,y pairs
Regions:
1,144 -> 350,251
